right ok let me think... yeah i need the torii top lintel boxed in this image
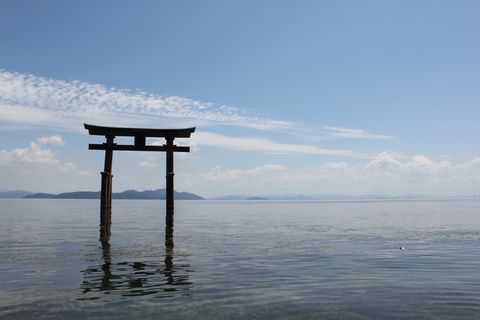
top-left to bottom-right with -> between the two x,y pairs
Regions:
84,123 -> 196,138
85,123 -> 195,152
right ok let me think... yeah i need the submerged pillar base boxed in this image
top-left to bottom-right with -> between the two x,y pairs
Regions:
165,209 -> 174,249
100,172 -> 113,227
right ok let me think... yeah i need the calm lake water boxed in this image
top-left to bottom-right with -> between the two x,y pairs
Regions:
1,199 -> 480,319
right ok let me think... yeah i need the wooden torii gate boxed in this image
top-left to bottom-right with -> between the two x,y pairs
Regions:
84,123 -> 196,227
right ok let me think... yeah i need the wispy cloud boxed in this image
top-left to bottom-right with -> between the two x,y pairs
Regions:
191,131 -> 358,157
0,70 -> 294,131
0,70 -> 391,142
323,126 -> 393,140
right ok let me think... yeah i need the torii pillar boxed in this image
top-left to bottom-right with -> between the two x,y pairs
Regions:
84,123 -> 196,228
166,137 -> 175,212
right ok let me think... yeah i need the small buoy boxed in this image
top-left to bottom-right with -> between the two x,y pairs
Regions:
399,246 -> 405,250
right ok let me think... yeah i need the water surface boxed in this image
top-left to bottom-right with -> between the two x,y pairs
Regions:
1,199 -> 480,319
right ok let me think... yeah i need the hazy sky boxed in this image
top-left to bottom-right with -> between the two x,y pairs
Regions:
1,1 -> 479,197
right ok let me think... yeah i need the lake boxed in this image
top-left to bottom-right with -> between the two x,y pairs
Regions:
1,199 -> 480,319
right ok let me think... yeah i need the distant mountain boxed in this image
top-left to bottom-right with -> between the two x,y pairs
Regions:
0,190 -> 33,198
24,192 -> 56,199
55,191 -> 99,199
113,189 -> 203,200
209,194 -> 480,201
24,189 -> 204,200
211,195 -> 252,201
14,190 -> 479,201
211,194 -> 310,200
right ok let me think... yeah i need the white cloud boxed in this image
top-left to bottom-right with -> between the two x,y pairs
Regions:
178,153 -> 480,197
0,142 -> 58,164
0,139 -> 88,176
323,126 -> 393,140
37,135 -> 64,145
192,131 -> 358,157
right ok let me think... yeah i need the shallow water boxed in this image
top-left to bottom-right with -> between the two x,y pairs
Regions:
1,199 -> 480,319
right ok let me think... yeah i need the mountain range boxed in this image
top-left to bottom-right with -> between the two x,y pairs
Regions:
210,194 -> 480,201
20,189 -> 204,200
0,190 -> 33,198
1,190 -> 478,201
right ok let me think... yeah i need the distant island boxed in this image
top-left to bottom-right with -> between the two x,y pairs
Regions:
22,189 -> 204,200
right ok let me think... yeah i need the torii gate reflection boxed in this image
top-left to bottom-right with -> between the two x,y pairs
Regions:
84,123 -> 196,229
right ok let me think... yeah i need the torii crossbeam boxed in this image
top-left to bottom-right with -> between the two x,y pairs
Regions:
84,123 -> 196,227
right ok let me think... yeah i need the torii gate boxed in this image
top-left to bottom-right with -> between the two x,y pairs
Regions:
84,123 -> 196,227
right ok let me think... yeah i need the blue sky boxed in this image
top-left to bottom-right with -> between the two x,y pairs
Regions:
1,1 -> 479,196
